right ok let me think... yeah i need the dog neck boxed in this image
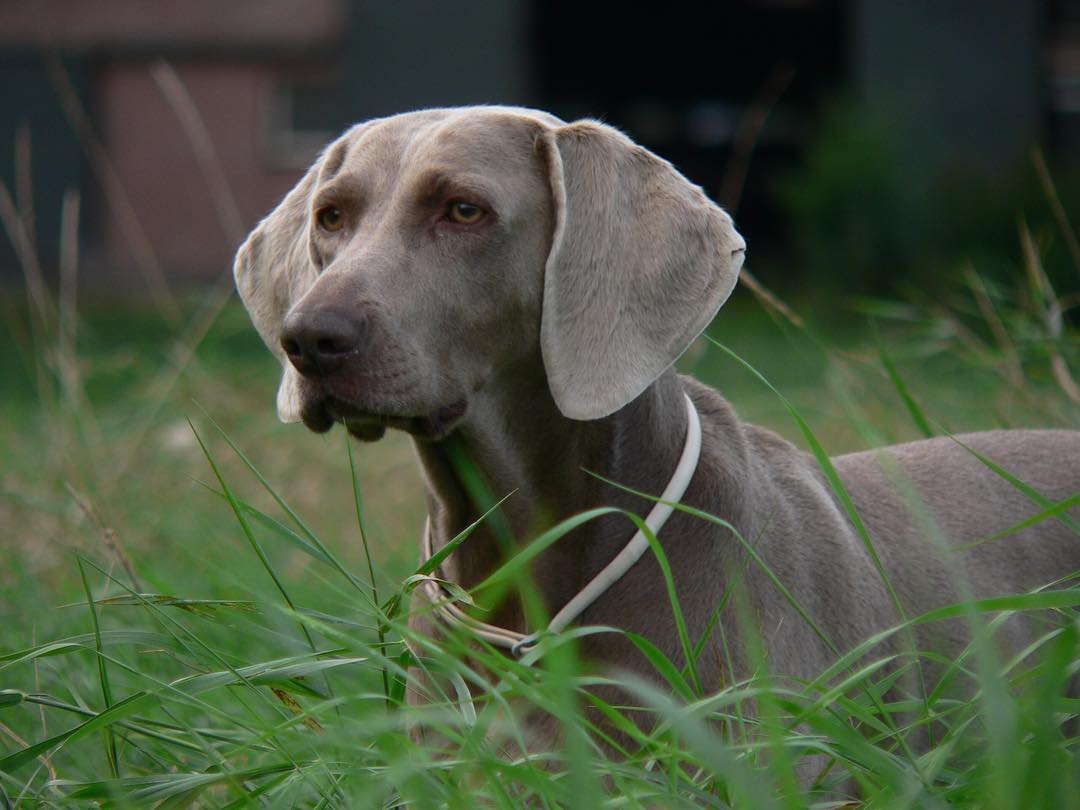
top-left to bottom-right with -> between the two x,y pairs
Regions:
411,354 -> 690,631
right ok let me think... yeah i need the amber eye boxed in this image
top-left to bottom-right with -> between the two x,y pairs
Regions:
316,206 -> 344,232
447,201 -> 485,225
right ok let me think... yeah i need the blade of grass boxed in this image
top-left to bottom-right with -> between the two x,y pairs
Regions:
470,506 -> 618,594
188,420 -> 320,648
54,761 -> 298,804
71,595 -> 258,615
950,492 -> 1080,552
346,437 -> 389,705
0,631 -> 163,668
1018,621 -> 1078,809
194,478 -> 335,566
947,435 -> 1080,537
413,492 -> 521,580
622,632 -> 695,702
197,407 -> 373,596
707,336 -> 910,627
441,432 -> 515,555
623,677 -> 781,810
877,340 -> 934,439
45,53 -> 177,321
75,556 -> 118,778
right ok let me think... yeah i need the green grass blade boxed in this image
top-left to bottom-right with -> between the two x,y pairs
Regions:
0,691 -> 152,772
622,632 -> 695,702
76,556 -> 118,778
194,479 -> 335,566
878,341 -> 934,438
951,492 -> 1080,552
624,677 -> 781,810
82,594 -> 259,614
196,407 -> 370,594
1019,621 -> 1078,809
55,761 -> 298,803
441,431 -> 515,553
188,419 -> 323,658
346,436 -> 390,705
707,336 -> 910,626
0,631 -> 163,668
624,511 -> 705,696
947,435 -> 1080,537
470,506 -> 619,593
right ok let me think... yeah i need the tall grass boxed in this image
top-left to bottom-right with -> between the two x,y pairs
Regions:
2,67 -> 1079,807
2,326 -> 1079,806
3,270 -> 1078,807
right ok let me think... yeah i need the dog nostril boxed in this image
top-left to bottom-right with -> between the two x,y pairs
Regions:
317,337 -> 344,355
281,337 -> 302,357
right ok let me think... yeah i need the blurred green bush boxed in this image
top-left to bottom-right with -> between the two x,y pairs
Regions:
778,100 -> 1080,296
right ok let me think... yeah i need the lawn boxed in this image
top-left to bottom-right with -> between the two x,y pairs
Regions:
0,261 -> 1078,806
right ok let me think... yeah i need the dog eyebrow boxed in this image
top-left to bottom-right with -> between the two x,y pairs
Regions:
312,173 -> 365,212
410,168 -> 497,207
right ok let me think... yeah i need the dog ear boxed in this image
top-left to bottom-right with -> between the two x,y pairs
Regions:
233,149 -> 330,422
537,121 -> 745,420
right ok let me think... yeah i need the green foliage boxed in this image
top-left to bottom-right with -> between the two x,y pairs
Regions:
779,102 -> 920,293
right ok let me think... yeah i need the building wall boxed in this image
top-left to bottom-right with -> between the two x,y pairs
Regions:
851,0 -> 1042,176
99,60 -> 318,279
0,0 -> 343,50
0,0 -> 345,280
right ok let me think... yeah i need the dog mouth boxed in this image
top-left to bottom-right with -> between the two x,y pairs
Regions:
300,392 -> 468,442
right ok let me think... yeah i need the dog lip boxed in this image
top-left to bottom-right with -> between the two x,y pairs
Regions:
299,398 -> 336,433
345,421 -> 387,442
321,394 -> 468,441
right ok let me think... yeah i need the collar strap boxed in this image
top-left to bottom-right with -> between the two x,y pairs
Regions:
419,391 -> 703,659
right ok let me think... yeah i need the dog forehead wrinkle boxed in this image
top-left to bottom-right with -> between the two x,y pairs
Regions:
330,117 -> 442,198
428,114 -> 549,167
319,138 -> 351,182
323,109 -> 556,213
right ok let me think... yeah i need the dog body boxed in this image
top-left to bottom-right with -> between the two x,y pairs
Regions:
234,106 -> 1080,727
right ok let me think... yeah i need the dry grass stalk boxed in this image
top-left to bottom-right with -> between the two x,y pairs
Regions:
964,265 -> 1024,389
1018,220 -> 1080,404
44,53 -> 179,323
64,482 -> 143,593
1032,148 -> 1080,277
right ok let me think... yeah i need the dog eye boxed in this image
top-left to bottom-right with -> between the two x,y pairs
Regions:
315,206 -> 344,232
446,201 -> 485,225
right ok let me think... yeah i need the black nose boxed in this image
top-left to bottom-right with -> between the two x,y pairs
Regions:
279,307 -> 366,377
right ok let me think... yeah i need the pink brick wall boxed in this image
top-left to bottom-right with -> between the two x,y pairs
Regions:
100,60 -> 317,278
0,0 -> 343,48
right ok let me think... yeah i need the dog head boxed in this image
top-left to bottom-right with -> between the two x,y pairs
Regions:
234,106 -> 744,439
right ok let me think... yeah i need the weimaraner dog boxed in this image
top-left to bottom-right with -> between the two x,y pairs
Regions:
234,105 -> 1080,745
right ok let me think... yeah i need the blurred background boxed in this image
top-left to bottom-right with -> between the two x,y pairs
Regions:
1,1 -> 1078,633
1,0 -> 1078,296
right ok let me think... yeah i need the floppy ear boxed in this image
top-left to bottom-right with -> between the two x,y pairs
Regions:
537,121 -> 746,420
233,155 -> 325,422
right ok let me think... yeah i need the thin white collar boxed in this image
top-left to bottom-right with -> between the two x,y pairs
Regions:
419,391 -> 703,659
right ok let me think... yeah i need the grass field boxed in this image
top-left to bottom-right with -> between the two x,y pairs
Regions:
1,244 -> 1078,806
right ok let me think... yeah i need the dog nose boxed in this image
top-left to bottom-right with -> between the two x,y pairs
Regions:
279,308 -> 365,377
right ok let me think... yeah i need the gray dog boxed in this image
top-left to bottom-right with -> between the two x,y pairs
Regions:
234,106 -> 1080,743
